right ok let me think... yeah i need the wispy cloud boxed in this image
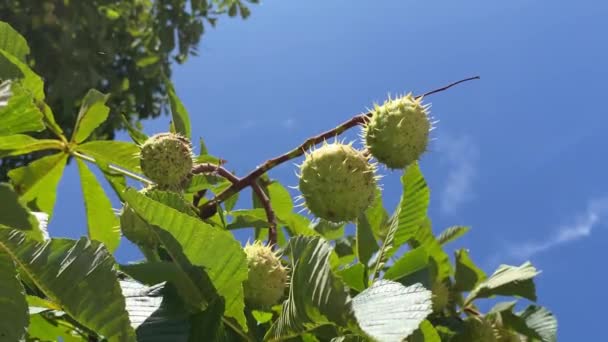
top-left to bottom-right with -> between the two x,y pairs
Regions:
507,197 -> 608,260
437,135 -> 479,215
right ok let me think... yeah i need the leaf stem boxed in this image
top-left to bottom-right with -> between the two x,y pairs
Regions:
72,151 -> 152,185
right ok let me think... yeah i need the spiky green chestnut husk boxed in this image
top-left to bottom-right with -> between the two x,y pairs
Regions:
119,186 -> 159,248
364,94 -> 432,169
243,241 -> 289,308
140,133 -> 193,190
298,142 -> 377,223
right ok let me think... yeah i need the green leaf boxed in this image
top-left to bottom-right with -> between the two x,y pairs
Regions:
0,134 -> 63,157
393,163 -> 430,248
0,183 -> 46,240
121,115 -> 148,145
123,188 -> 248,330
266,181 -> 294,218
410,320 -> 441,342
76,159 -> 120,252
72,89 -> 110,143
312,219 -> 345,240
384,246 -> 429,282
120,261 -> 206,309
166,80 -> 191,139
0,251 -> 28,341
365,187 -> 389,241
0,49 -> 44,99
519,305 -> 557,342
0,81 -> 45,136
465,262 -> 540,306
0,21 -> 29,62
267,236 -> 355,340
38,101 -> 65,139
436,226 -> 470,246
8,152 -> 68,216
227,209 -> 269,230
0,230 -> 135,340
356,214 -> 378,266
352,280 -> 432,342
190,298 -> 228,342
337,263 -> 366,292
409,219 -> 452,282
77,140 -> 141,173
454,249 -> 486,292
27,313 -> 83,341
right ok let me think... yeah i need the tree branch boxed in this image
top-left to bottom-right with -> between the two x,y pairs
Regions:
198,76 -> 480,215
192,163 -> 278,246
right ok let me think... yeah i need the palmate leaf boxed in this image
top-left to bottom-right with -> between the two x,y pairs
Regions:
71,89 -> 110,143
0,81 -> 45,136
267,236 -> 355,341
8,152 -> 68,216
0,251 -> 28,341
123,188 -> 249,330
76,159 -> 120,252
465,261 -> 539,306
352,280 -> 432,342
0,230 -> 135,341
436,226 -> 470,246
0,134 -> 63,157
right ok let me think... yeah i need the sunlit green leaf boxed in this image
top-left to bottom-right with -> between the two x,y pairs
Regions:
0,49 -> 44,99
0,230 -> 135,340
227,209 -> 268,230
0,81 -> 45,136
352,280 -> 432,342
0,134 -> 63,157
8,152 -> 68,216
410,320 -> 441,342
76,159 -> 120,252
465,262 -> 539,305
437,226 -> 470,246
72,89 -> 110,143
77,140 -> 141,174
0,251 -> 28,341
384,246 -> 429,283
337,263 -> 366,292
28,313 -> 83,341
393,163 -> 430,248
0,21 -> 29,62
519,305 -> 557,342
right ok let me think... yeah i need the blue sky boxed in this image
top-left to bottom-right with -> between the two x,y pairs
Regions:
49,0 -> 608,339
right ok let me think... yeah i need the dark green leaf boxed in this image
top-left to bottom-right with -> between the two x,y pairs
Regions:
72,89 -> 110,143
121,115 -> 148,145
312,219 -> 345,240
409,219 -> 452,282
0,251 -> 28,341
8,152 -> 67,216
0,230 -> 135,340
227,209 -> 268,230
356,214 -> 378,266
76,159 -> 120,252
352,280 -> 432,342
267,236 -> 355,340
190,298 -> 228,342
123,188 -> 248,330
0,183 -> 46,240
465,262 -> 539,305
437,226 -> 470,246
454,249 -> 486,292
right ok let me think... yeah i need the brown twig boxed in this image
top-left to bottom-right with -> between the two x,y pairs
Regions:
198,76 -> 480,215
192,163 -> 278,246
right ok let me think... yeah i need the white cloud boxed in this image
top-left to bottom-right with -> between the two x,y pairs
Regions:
507,197 -> 608,260
437,135 -> 479,215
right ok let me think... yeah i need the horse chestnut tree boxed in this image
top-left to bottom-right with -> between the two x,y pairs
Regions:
0,22 -> 556,342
